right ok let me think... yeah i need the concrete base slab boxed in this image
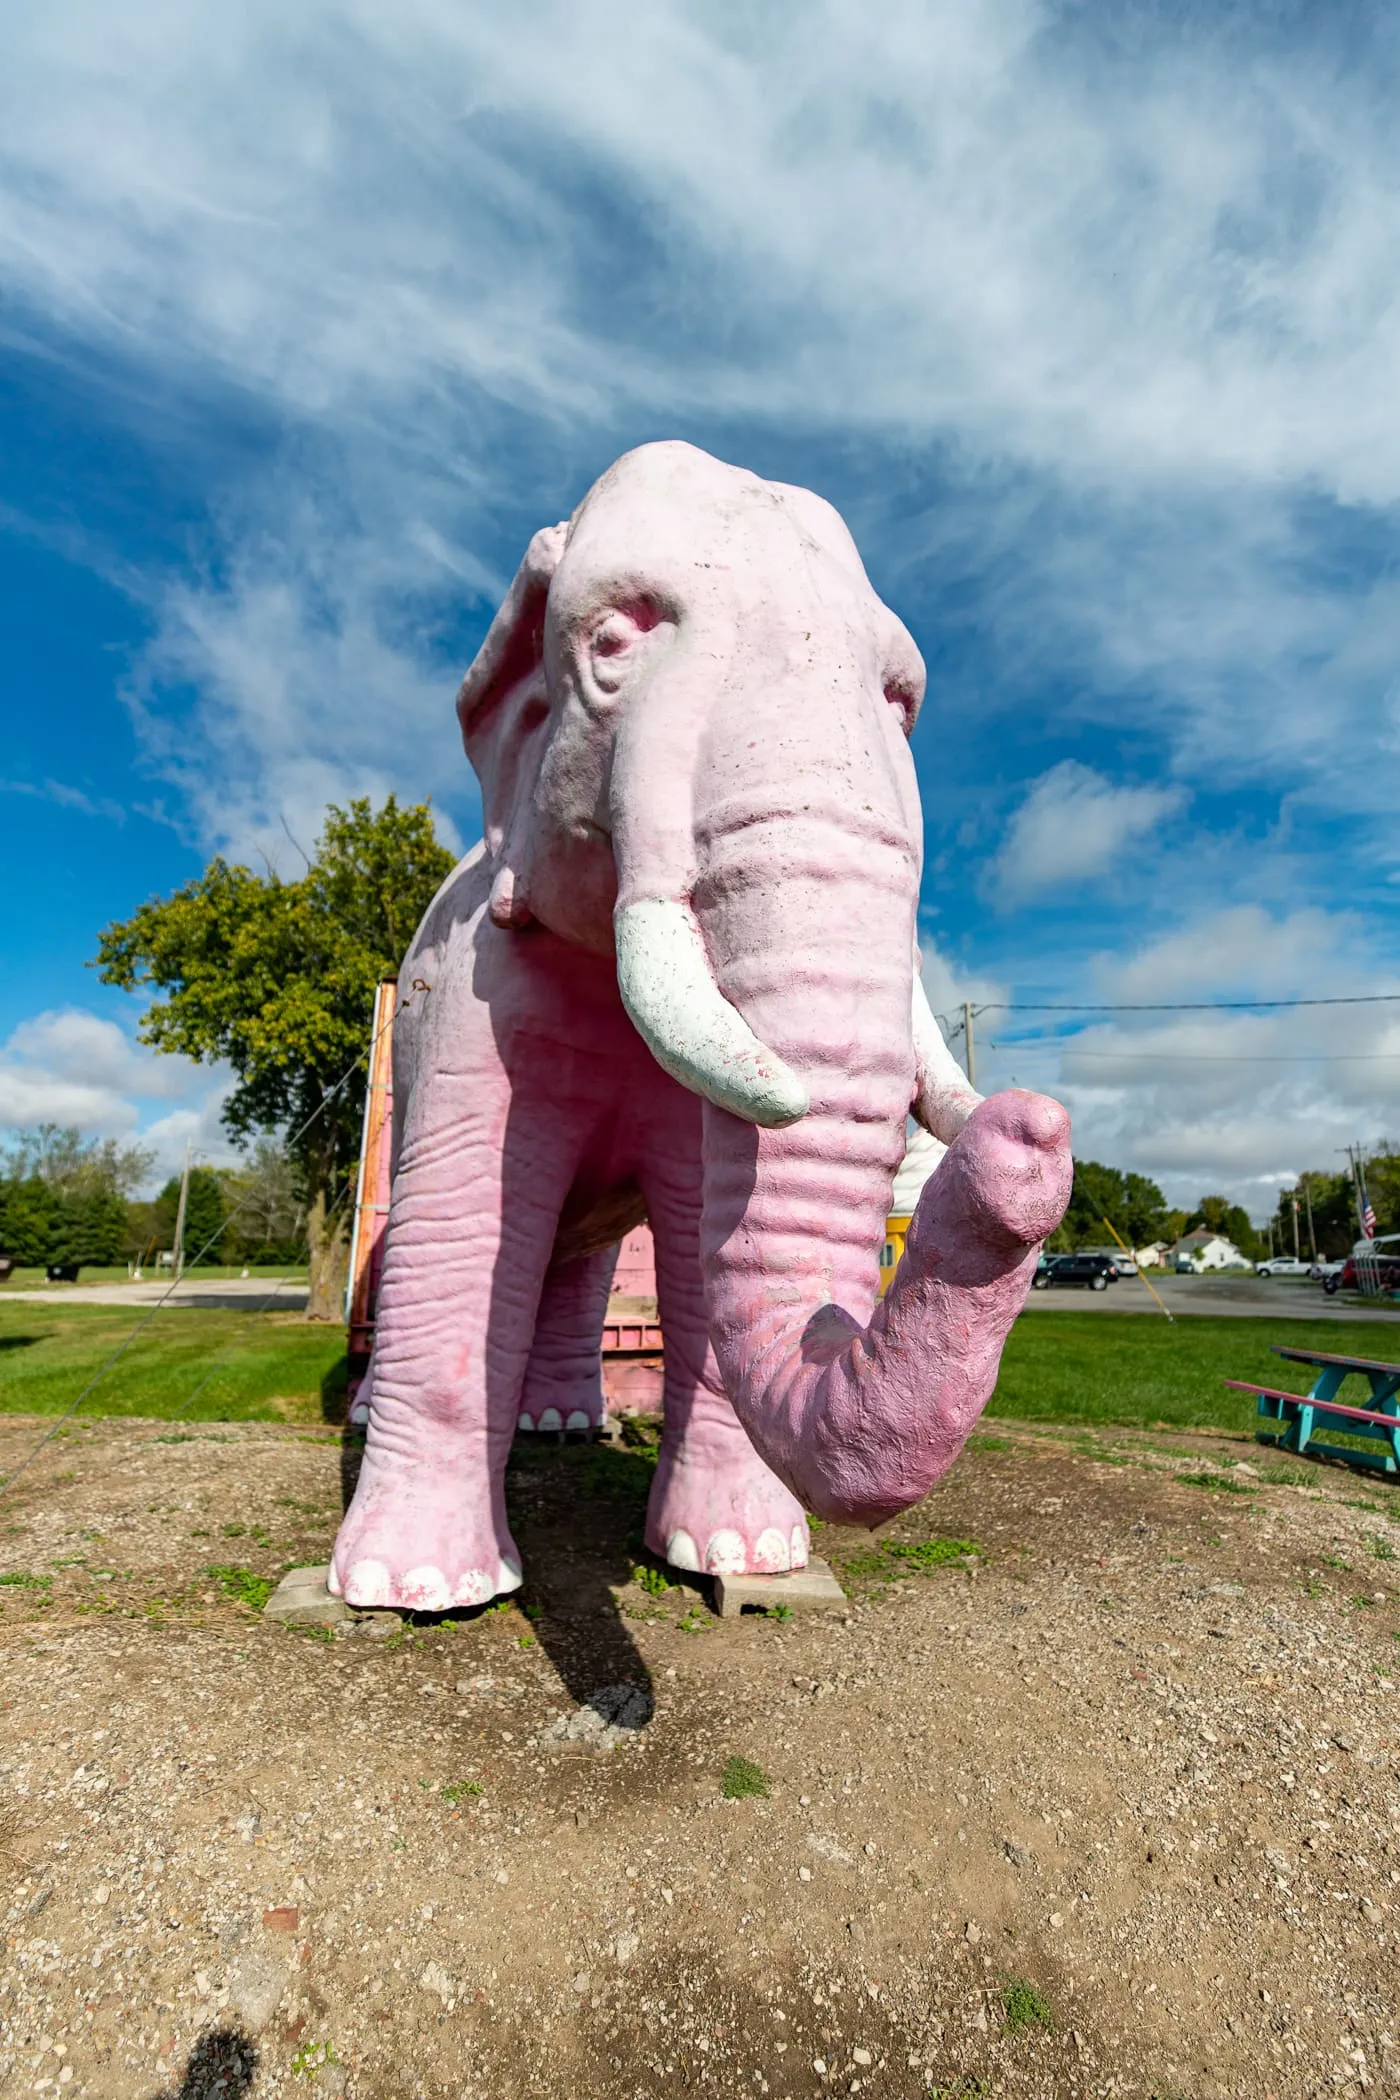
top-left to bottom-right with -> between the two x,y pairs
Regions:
263,1564 -> 354,1629
712,1555 -> 846,1619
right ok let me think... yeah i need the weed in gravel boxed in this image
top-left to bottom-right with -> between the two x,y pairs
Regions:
1001,1975 -> 1054,2034
206,1564 -> 276,1610
1180,1472 -> 1256,1496
1368,1534 -> 1397,1560
1324,1553 -> 1353,1570
0,1571 -> 51,1589
442,1779 -> 483,1805
721,1755 -> 770,1800
927,2079 -> 987,2098
290,2038 -> 339,2077
678,1610 -> 710,1634
843,1535 -> 979,1580
767,1602 -> 794,1623
517,1633 -> 535,1649
632,1563 -> 672,1598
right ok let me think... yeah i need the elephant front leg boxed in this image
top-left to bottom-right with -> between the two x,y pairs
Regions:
331,1075 -> 570,1612
641,1158 -> 809,1578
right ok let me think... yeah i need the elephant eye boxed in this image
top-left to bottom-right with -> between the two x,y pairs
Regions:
593,617 -> 633,658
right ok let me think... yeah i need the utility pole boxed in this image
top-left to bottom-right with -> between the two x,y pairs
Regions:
1291,1194 -> 1300,1261
172,1143 -> 191,1282
962,1001 -> 976,1090
1301,1174 -> 1317,1261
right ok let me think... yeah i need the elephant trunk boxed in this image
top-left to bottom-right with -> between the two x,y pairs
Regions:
690,805 -> 1070,1525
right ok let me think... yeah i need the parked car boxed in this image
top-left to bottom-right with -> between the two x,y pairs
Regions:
1308,1259 -> 1345,1282
1108,1254 -> 1138,1276
1033,1253 -> 1120,1292
1324,1251 -> 1400,1296
1254,1256 -> 1312,1278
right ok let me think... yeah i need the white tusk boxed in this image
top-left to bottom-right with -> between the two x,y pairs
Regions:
614,899 -> 809,1127
911,973 -> 983,1143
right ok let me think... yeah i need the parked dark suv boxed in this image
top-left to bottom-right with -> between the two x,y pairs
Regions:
1033,1253 -> 1121,1292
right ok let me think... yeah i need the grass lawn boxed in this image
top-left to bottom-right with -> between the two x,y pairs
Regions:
0,1299 -> 345,1424
0,1264 -> 309,1292
1,1299 -> 1398,1442
989,1311 -> 1400,1433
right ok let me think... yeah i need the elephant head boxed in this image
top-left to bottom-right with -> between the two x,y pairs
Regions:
458,440 -> 1070,1525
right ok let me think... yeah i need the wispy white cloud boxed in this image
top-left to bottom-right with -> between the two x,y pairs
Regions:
992,762 -> 1183,902
0,777 -> 127,823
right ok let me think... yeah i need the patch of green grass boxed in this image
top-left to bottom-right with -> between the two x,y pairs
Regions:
442,1779 -> 483,1805
1179,1470 -> 1256,1496
990,1312 -> 1400,1431
0,1570 -> 51,1589
1001,1975 -> 1054,2035
632,1562 -> 672,1597
968,1432 -> 1012,1451
1368,1534 -> 1397,1560
0,1298 -> 345,1422
766,1602 -> 794,1623
840,1533 -> 979,1581
206,1564 -> 277,1611
720,1754 -> 770,1800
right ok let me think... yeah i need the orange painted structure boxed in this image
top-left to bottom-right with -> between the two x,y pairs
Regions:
345,977 -> 398,1407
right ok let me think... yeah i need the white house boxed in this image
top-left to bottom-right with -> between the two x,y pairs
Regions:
1170,1228 -> 1251,1273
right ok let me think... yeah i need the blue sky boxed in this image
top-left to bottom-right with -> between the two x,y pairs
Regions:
2,0 -> 1398,1214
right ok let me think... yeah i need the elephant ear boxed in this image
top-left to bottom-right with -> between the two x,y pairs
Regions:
456,522 -> 568,927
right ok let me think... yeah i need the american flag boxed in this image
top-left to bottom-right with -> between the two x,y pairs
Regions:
1362,1197 -> 1377,1238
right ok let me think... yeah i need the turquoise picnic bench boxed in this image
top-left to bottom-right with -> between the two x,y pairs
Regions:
1226,1346 -> 1400,1476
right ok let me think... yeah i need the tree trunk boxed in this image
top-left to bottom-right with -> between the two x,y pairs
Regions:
306,1181 -> 350,1323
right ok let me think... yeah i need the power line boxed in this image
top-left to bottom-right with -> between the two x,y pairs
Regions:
950,993 -> 1400,1017
989,1044 -> 1400,1065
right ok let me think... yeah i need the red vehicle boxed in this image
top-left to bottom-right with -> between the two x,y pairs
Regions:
1324,1249 -> 1400,1296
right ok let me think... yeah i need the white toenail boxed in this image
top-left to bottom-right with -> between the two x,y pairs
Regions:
790,1525 -> 809,1569
565,1409 -> 592,1431
344,1559 -> 391,1608
325,1563 -> 343,1597
704,1530 -> 747,1575
537,1408 -> 562,1432
452,1570 -> 494,1608
666,1529 -> 700,1572
517,1412 -> 535,1432
496,1556 -> 523,1594
401,1565 -> 452,1611
753,1527 -> 790,1573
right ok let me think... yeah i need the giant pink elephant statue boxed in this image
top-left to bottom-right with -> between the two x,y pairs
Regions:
329,442 -> 1071,1611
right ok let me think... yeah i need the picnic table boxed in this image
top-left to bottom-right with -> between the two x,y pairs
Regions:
1227,1346 -> 1400,1475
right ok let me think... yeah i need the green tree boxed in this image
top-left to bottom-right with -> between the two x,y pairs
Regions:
0,1126 -> 153,1272
95,797 -> 454,1318
1050,1159 -> 1170,1251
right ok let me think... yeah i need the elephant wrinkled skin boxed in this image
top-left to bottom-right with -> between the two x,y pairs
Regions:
330,442 -> 1071,1611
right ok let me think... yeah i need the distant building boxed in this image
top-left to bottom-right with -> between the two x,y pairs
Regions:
1169,1228 -> 1250,1272
1134,1241 -> 1170,1269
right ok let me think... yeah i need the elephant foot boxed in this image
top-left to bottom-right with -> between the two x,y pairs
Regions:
329,1440 -> 521,1612
644,1408 -> 809,1576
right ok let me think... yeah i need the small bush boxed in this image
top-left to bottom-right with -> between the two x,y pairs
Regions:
721,1755 -> 770,1800
632,1563 -> 672,1598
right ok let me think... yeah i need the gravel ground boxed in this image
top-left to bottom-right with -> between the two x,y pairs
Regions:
0,1413 -> 1396,2100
